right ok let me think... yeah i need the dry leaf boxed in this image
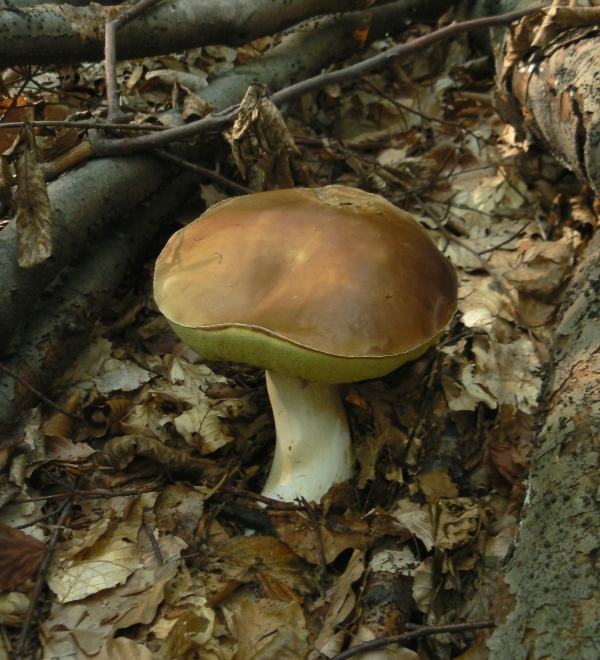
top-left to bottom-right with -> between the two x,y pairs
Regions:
0,522 -> 45,590
47,498 -> 144,603
16,144 -> 53,268
412,557 -> 435,614
231,599 -> 307,659
0,592 -> 30,626
309,550 -> 365,659
435,498 -> 481,551
95,636 -> 154,660
226,84 -> 299,189
417,467 -> 459,504
271,510 -> 370,565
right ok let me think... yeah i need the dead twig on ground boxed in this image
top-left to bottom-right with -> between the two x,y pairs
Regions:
331,620 -> 495,660
301,497 -> 328,596
0,362 -> 84,422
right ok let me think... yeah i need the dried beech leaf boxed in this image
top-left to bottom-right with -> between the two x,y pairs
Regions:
181,90 -> 214,120
270,510 -> 370,565
0,522 -> 45,590
225,83 -> 299,189
412,557 -> 435,614
435,497 -> 481,551
0,592 -> 30,626
47,498 -> 144,603
309,550 -> 365,659
16,147 -> 53,268
232,599 -> 307,659
95,637 -> 154,660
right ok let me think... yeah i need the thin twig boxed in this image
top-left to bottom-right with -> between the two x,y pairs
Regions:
14,497 -> 73,660
361,76 -> 489,151
220,484 -> 301,510
91,6 -> 539,157
301,497 -> 328,596
105,0 -> 164,122
478,220 -> 530,255
11,485 -> 159,504
145,523 -> 163,566
331,620 -> 495,660
0,120 -> 167,131
151,149 -> 252,195
0,362 -> 84,422
16,502 -> 70,529
0,66 -> 37,124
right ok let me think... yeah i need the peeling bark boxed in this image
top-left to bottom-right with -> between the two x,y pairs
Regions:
488,222 -> 600,658
0,172 -> 199,426
0,0 -> 446,67
508,29 -> 600,196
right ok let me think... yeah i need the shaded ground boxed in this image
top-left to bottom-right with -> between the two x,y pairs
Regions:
0,8 -> 595,659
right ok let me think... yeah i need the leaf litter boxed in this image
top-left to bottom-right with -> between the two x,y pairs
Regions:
0,8 -> 595,659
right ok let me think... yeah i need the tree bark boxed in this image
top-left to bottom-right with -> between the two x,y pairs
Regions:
0,0 -> 445,67
468,1 -> 600,654
0,155 -> 177,354
488,219 -> 600,659
0,172 -> 199,426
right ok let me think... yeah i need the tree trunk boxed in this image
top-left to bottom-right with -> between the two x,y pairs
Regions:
487,216 -> 600,659
470,1 -> 600,654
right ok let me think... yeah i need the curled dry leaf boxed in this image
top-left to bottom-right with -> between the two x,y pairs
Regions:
0,522 -> 45,590
16,144 -> 53,269
226,83 -> 300,189
0,592 -> 30,626
435,497 -> 482,551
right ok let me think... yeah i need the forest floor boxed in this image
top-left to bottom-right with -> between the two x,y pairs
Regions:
0,8 -> 594,659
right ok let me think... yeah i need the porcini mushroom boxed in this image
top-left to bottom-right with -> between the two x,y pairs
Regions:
154,186 -> 457,502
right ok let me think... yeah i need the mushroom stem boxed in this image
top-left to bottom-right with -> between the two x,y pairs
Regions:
261,370 -> 354,503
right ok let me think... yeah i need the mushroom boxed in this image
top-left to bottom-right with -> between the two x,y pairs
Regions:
154,185 -> 457,502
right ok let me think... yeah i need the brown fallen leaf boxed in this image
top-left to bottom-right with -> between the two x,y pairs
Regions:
0,522 -> 45,590
270,510 -> 371,565
226,83 -> 300,189
16,139 -> 53,268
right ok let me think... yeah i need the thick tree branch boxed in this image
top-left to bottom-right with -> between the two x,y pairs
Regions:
0,0 -> 422,67
488,222 -> 600,658
0,172 -> 199,425
0,155 -> 178,353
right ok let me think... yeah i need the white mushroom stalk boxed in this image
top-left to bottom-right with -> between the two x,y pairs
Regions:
261,370 -> 353,503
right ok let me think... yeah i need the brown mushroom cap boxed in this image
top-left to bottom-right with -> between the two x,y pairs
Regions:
154,185 -> 457,383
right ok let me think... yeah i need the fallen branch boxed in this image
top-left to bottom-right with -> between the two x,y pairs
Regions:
0,0 -> 423,67
87,6 -> 540,159
331,620 -> 496,660
0,154 -> 178,353
0,172 -> 199,425
104,0 -> 164,122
